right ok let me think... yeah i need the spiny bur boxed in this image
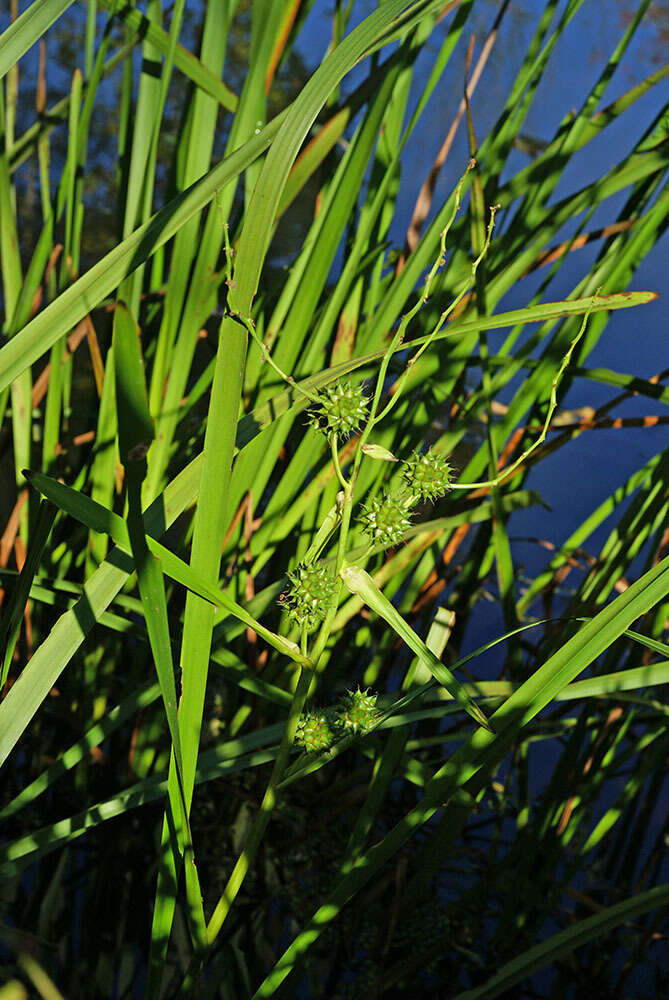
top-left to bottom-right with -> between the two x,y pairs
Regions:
335,688 -> 380,734
309,380 -> 369,439
403,448 -> 452,502
359,492 -> 411,548
279,562 -> 336,632
294,709 -> 339,753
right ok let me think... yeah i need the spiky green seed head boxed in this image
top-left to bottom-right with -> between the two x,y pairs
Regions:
403,449 -> 452,502
336,688 -> 379,734
294,709 -> 339,753
279,562 -> 336,631
309,380 -> 368,439
359,492 -> 411,548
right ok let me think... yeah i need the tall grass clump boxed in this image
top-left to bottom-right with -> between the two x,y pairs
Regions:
0,1 -> 667,996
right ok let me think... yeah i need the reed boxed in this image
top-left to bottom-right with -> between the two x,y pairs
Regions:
0,1 -> 667,996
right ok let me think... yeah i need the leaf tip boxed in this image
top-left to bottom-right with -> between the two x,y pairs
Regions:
472,703 -> 494,733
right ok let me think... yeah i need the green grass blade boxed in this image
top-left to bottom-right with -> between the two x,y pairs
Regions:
0,501 -> 56,687
0,114 -> 286,394
0,735 -> 282,877
453,883 -> 669,1000
24,469 -> 306,664
340,565 -> 491,731
0,449 -> 205,767
114,301 -> 209,951
253,556 -> 669,995
0,0 -> 76,80
94,0 -> 237,111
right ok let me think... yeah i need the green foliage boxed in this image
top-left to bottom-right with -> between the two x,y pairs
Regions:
0,0 -> 667,997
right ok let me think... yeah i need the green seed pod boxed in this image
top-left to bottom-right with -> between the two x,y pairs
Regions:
335,687 -> 380,734
279,562 -> 336,631
309,380 -> 369,439
359,492 -> 411,548
361,443 -> 398,462
403,448 -> 452,502
294,709 -> 339,753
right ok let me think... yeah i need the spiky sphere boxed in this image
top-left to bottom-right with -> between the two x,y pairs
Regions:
280,562 -> 336,631
309,380 -> 368,438
403,449 -> 452,502
336,688 -> 379,734
294,710 -> 339,753
359,492 -> 411,548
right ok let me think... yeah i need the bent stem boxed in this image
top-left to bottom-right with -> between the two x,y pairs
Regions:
235,308 -> 321,406
365,161 -> 475,438
450,295 -> 596,490
222,220 -> 320,407
375,200 -> 499,428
